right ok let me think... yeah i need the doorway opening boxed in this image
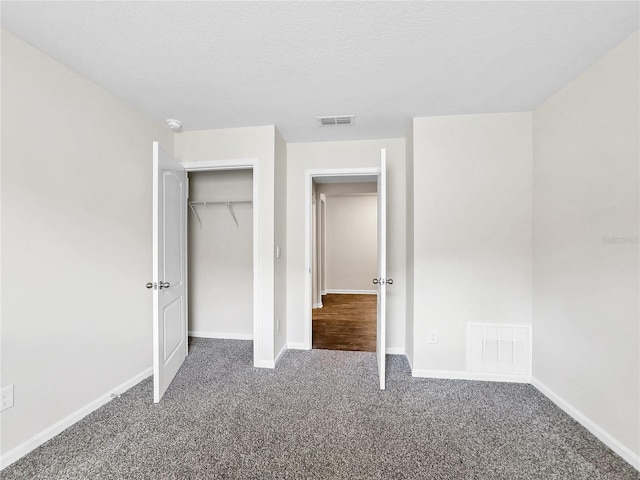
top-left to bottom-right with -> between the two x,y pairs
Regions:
304,149 -> 388,390
310,178 -> 378,352
182,159 -> 261,367
187,169 -> 254,346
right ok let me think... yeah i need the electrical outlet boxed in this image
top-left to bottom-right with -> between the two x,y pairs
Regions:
1,385 -> 14,412
427,329 -> 438,344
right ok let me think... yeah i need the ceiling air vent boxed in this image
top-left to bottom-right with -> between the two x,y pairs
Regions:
317,115 -> 355,127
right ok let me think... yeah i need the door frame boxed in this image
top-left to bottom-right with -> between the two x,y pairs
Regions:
303,167 -> 380,350
319,193 -> 327,298
181,159 -> 262,366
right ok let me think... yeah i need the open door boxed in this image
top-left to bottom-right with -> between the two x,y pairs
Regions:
150,142 -> 188,403
375,148 -> 388,390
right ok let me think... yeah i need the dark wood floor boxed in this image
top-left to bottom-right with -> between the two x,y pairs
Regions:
312,294 -> 377,352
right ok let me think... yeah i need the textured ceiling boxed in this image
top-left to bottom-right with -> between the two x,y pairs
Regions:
2,1 -> 638,142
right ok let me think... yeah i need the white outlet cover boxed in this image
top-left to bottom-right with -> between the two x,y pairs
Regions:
1,385 -> 15,412
427,329 -> 438,344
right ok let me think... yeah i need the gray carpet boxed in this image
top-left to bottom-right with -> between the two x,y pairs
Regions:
3,338 -> 636,479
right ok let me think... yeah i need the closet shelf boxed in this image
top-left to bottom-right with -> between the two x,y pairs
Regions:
188,200 -> 252,229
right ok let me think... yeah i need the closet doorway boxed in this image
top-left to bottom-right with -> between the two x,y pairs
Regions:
151,149 -> 262,402
187,169 -> 254,342
310,178 -> 378,352
183,160 -> 260,362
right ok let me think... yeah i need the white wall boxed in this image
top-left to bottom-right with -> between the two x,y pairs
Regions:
174,126 -> 276,367
188,170 -> 253,338
405,124 -> 415,367
324,194 -> 377,292
411,112 -> 533,373
316,183 -> 377,197
274,128 -> 287,359
1,30 -> 173,460
532,31 -> 639,463
286,139 -> 406,352
313,182 -> 378,301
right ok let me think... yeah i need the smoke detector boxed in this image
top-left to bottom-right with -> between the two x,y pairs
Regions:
166,119 -> 183,131
317,115 -> 355,127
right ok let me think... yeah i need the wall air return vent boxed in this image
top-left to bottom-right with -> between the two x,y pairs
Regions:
467,323 -> 531,377
317,115 -> 355,127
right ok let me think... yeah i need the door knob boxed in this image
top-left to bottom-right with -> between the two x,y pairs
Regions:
146,282 -> 157,289
159,281 -> 171,289
372,278 -> 380,285
386,279 -> 394,285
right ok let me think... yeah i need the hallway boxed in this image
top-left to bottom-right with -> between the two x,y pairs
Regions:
312,294 -> 376,352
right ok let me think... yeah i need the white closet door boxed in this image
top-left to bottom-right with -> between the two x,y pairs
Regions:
151,142 -> 188,403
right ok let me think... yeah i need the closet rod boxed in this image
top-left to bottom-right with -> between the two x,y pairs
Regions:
189,200 -> 252,207
188,200 -> 252,229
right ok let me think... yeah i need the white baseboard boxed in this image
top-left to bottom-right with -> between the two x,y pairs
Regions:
287,342 -> 310,350
324,289 -> 377,295
321,290 -> 327,296
0,367 -> 152,470
189,331 -> 253,340
385,347 -> 405,355
254,345 -> 289,369
312,302 -> 323,309
275,344 -> 287,366
412,369 -> 530,384
532,377 -> 639,470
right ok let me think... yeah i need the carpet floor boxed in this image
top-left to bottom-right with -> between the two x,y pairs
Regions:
3,338 -> 636,479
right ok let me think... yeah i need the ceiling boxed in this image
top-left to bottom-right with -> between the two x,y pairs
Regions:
2,1 -> 638,143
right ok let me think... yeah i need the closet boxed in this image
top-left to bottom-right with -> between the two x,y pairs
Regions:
187,169 -> 254,340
